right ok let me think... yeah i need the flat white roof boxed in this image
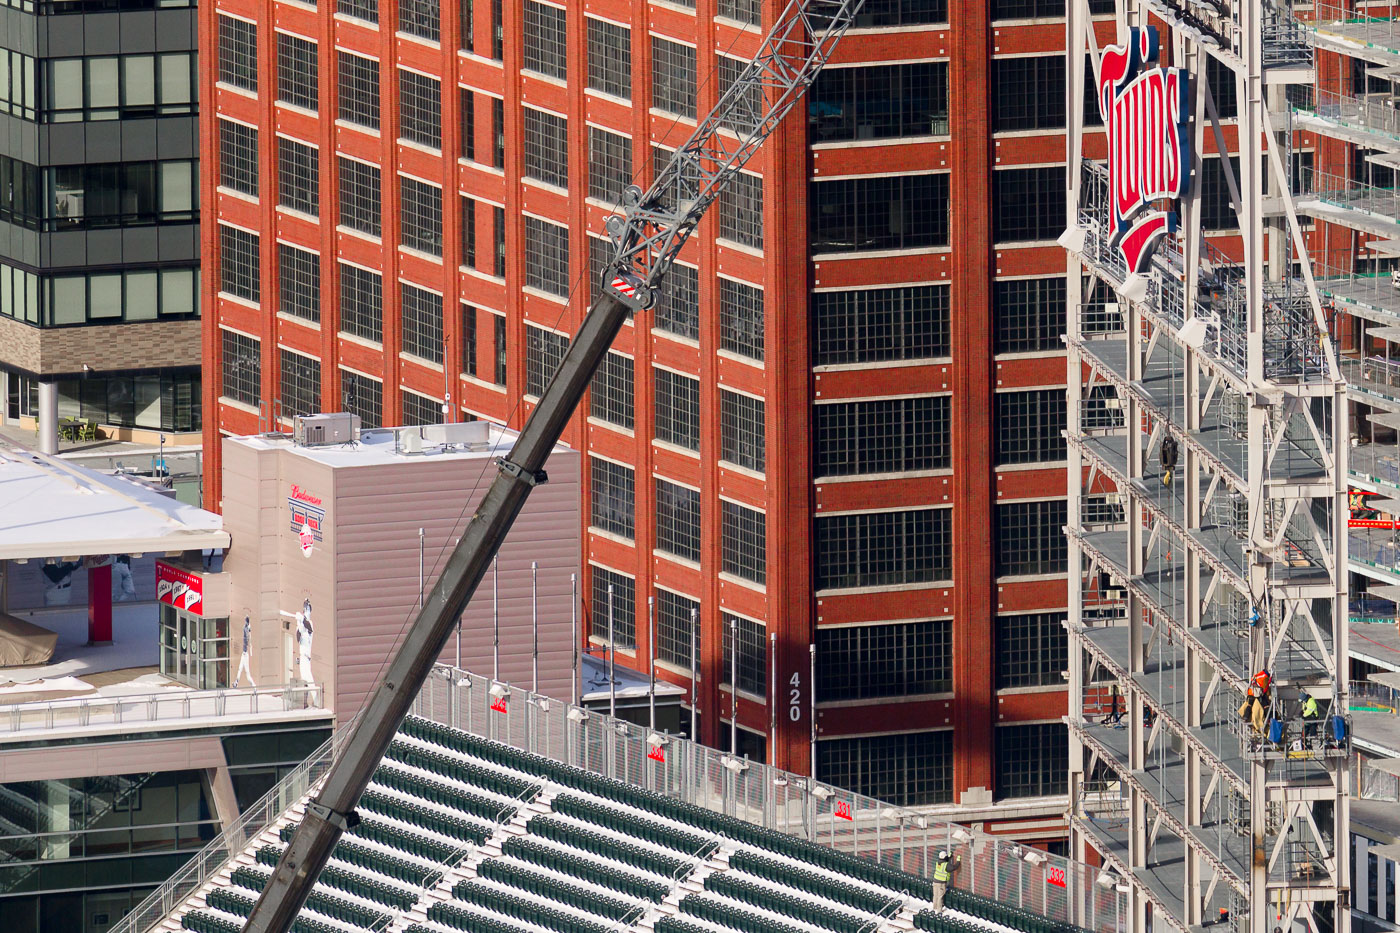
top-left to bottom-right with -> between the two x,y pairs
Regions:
0,447 -> 228,560
228,420 -> 548,469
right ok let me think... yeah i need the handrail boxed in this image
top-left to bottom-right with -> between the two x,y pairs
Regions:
0,682 -> 325,735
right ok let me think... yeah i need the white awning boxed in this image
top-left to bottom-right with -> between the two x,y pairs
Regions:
0,448 -> 228,561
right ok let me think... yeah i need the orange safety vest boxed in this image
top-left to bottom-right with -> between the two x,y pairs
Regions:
1253,671 -> 1271,693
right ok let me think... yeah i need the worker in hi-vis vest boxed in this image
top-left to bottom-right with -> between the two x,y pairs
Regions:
1301,691 -> 1321,743
931,848 -> 961,913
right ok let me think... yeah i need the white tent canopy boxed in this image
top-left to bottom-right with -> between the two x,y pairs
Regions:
0,448 -> 228,561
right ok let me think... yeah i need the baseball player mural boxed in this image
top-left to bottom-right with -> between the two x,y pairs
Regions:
234,613 -> 255,688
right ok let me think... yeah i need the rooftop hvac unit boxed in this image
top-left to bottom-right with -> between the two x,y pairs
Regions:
294,413 -> 361,447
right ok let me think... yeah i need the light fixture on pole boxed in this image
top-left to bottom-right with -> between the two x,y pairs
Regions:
810,786 -> 832,801
567,708 -> 588,724
488,682 -> 508,699
1023,850 -> 1048,866
952,829 -> 974,844
720,754 -> 749,774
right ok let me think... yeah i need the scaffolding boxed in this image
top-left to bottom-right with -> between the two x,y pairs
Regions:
1064,2 -> 1351,931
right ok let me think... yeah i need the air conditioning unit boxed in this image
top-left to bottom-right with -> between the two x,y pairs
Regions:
294,413 -> 360,447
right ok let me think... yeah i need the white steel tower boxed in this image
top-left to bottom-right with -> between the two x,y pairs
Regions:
1063,2 -> 1352,931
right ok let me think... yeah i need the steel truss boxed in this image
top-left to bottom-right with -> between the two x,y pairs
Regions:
1064,2 -> 1351,931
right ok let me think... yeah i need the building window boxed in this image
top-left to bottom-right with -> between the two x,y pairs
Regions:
818,731 -> 952,807
218,119 -> 258,197
815,396 -> 949,477
810,62 -> 948,142
526,326 -> 569,398
718,0 -> 759,26
719,279 -> 764,361
218,16 -> 257,92
458,304 -> 477,377
337,52 -> 380,131
1,53 -> 37,122
399,71 -> 442,149
279,350 -> 321,418
654,263 -> 698,340
402,390 -> 443,425
459,89 -> 476,160
851,0 -> 947,26
221,329 -> 260,406
716,55 -> 761,136
460,0 -> 473,51
400,283 -> 444,364
993,166 -> 1065,242
338,158 -> 381,237
996,612 -> 1068,689
718,171 -> 762,248
656,478 -> 701,563
29,265 -> 199,327
590,351 -> 634,429
813,284 -> 949,365
493,314 -> 507,385
811,173 -> 949,252
399,0 -> 440,42
524,216 -> 569,296
996,389 -> 1066,465
277,137 -> 319,215
491,0 -> 503,58
996,500 -> 1068,576
722,614 -> 766,696
654,368 -> 700,451
587,18 -> 630,100
39,159 -> 194,230
588,127 -> 631,204
399,176 -> 443,256
339,264 -> 382,343
588,235 -> 612,304
1207,55 -> 1236,119
590,457 -> 634,539
523,108 -> 568,188
523,0 -> 566,78
816,508 -> 950,590
991,56 -> 1064,131
219,225 -> 259,303
338,0 -> 377,23
818,621 -> 951,701
278,244 -> 320,323
277,33 -> 318,111
341,370 -> 382,427
42,52 -> 197,124
995,723 -> 1067,799
492,205 -> 506,275
721,390 -> 764,473
461,196 -> 476,267
492,98 -> 505,169
591,566 -> 634,648
721,500 -> 765,585
994,278 -> 1066,353
656,589 -> 699,668
652,38 -> 696,118
1201,156 -> 1241,230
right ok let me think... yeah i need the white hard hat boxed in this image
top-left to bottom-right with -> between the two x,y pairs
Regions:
938,850 -> 948,859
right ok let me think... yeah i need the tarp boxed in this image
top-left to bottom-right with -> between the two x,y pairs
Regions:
0,613 -> 57,667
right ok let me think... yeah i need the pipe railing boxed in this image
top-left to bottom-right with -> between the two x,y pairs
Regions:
0,683 -> 324,736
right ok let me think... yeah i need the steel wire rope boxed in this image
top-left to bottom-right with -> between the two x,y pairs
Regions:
354,15 -> 777,736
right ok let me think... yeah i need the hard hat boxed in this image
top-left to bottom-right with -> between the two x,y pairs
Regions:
938,850 -> 948,859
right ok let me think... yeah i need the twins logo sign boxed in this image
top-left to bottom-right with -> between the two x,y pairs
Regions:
1098,26 -> 1192,274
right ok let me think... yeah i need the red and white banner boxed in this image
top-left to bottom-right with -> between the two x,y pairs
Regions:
1099,26 -> 1191,273
156,561 -> 204,614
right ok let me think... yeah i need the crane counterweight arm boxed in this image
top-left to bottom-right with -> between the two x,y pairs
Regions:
238,0 -> 865,928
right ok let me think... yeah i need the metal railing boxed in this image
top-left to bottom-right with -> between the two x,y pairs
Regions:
1291,86 -> 1400,145
1351,679 -> 1400,714
1307,2 -> 1400,51
107,724 -> 352,933
0,683 -> 324,736
413,665 -> 1121,931
1296,165 -> 1400,229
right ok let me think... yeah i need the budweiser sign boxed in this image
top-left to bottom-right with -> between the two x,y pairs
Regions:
1098,26 -> 1191,273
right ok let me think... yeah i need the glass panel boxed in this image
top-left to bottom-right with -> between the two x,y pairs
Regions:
158,53 -> 191,106
123,55 -> 155,108
49,277 -> 85,325
88,273 -> 122,319
160,269 -> 194,315
125,270 -> 158,320
49,59 -> 81,118
86,58 -> 119,113
159,162 -> 192,213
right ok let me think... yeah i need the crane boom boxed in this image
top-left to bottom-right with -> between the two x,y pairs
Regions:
240,1 -> 864,929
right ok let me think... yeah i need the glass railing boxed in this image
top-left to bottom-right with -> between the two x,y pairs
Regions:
0,683 -> 324,736
1291,86 -> 1400,145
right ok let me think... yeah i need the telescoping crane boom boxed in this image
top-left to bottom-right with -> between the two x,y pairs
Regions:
240,0 -> 865,928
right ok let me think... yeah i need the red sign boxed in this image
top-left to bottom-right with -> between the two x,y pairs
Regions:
490,696 -> 509,714
1047,867 -> 1066,888
156,561 -> 204,614
834,800 -> 853,821
1099,27 -> 1190,273
647,746 -> 666,763
290,485 -> 322,506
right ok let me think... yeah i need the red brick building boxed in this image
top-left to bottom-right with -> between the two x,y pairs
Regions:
202,0 -> 1093,837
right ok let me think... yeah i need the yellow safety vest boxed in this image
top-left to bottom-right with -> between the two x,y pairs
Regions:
1303,698 -> 1319,719
933,860 -> 951,883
